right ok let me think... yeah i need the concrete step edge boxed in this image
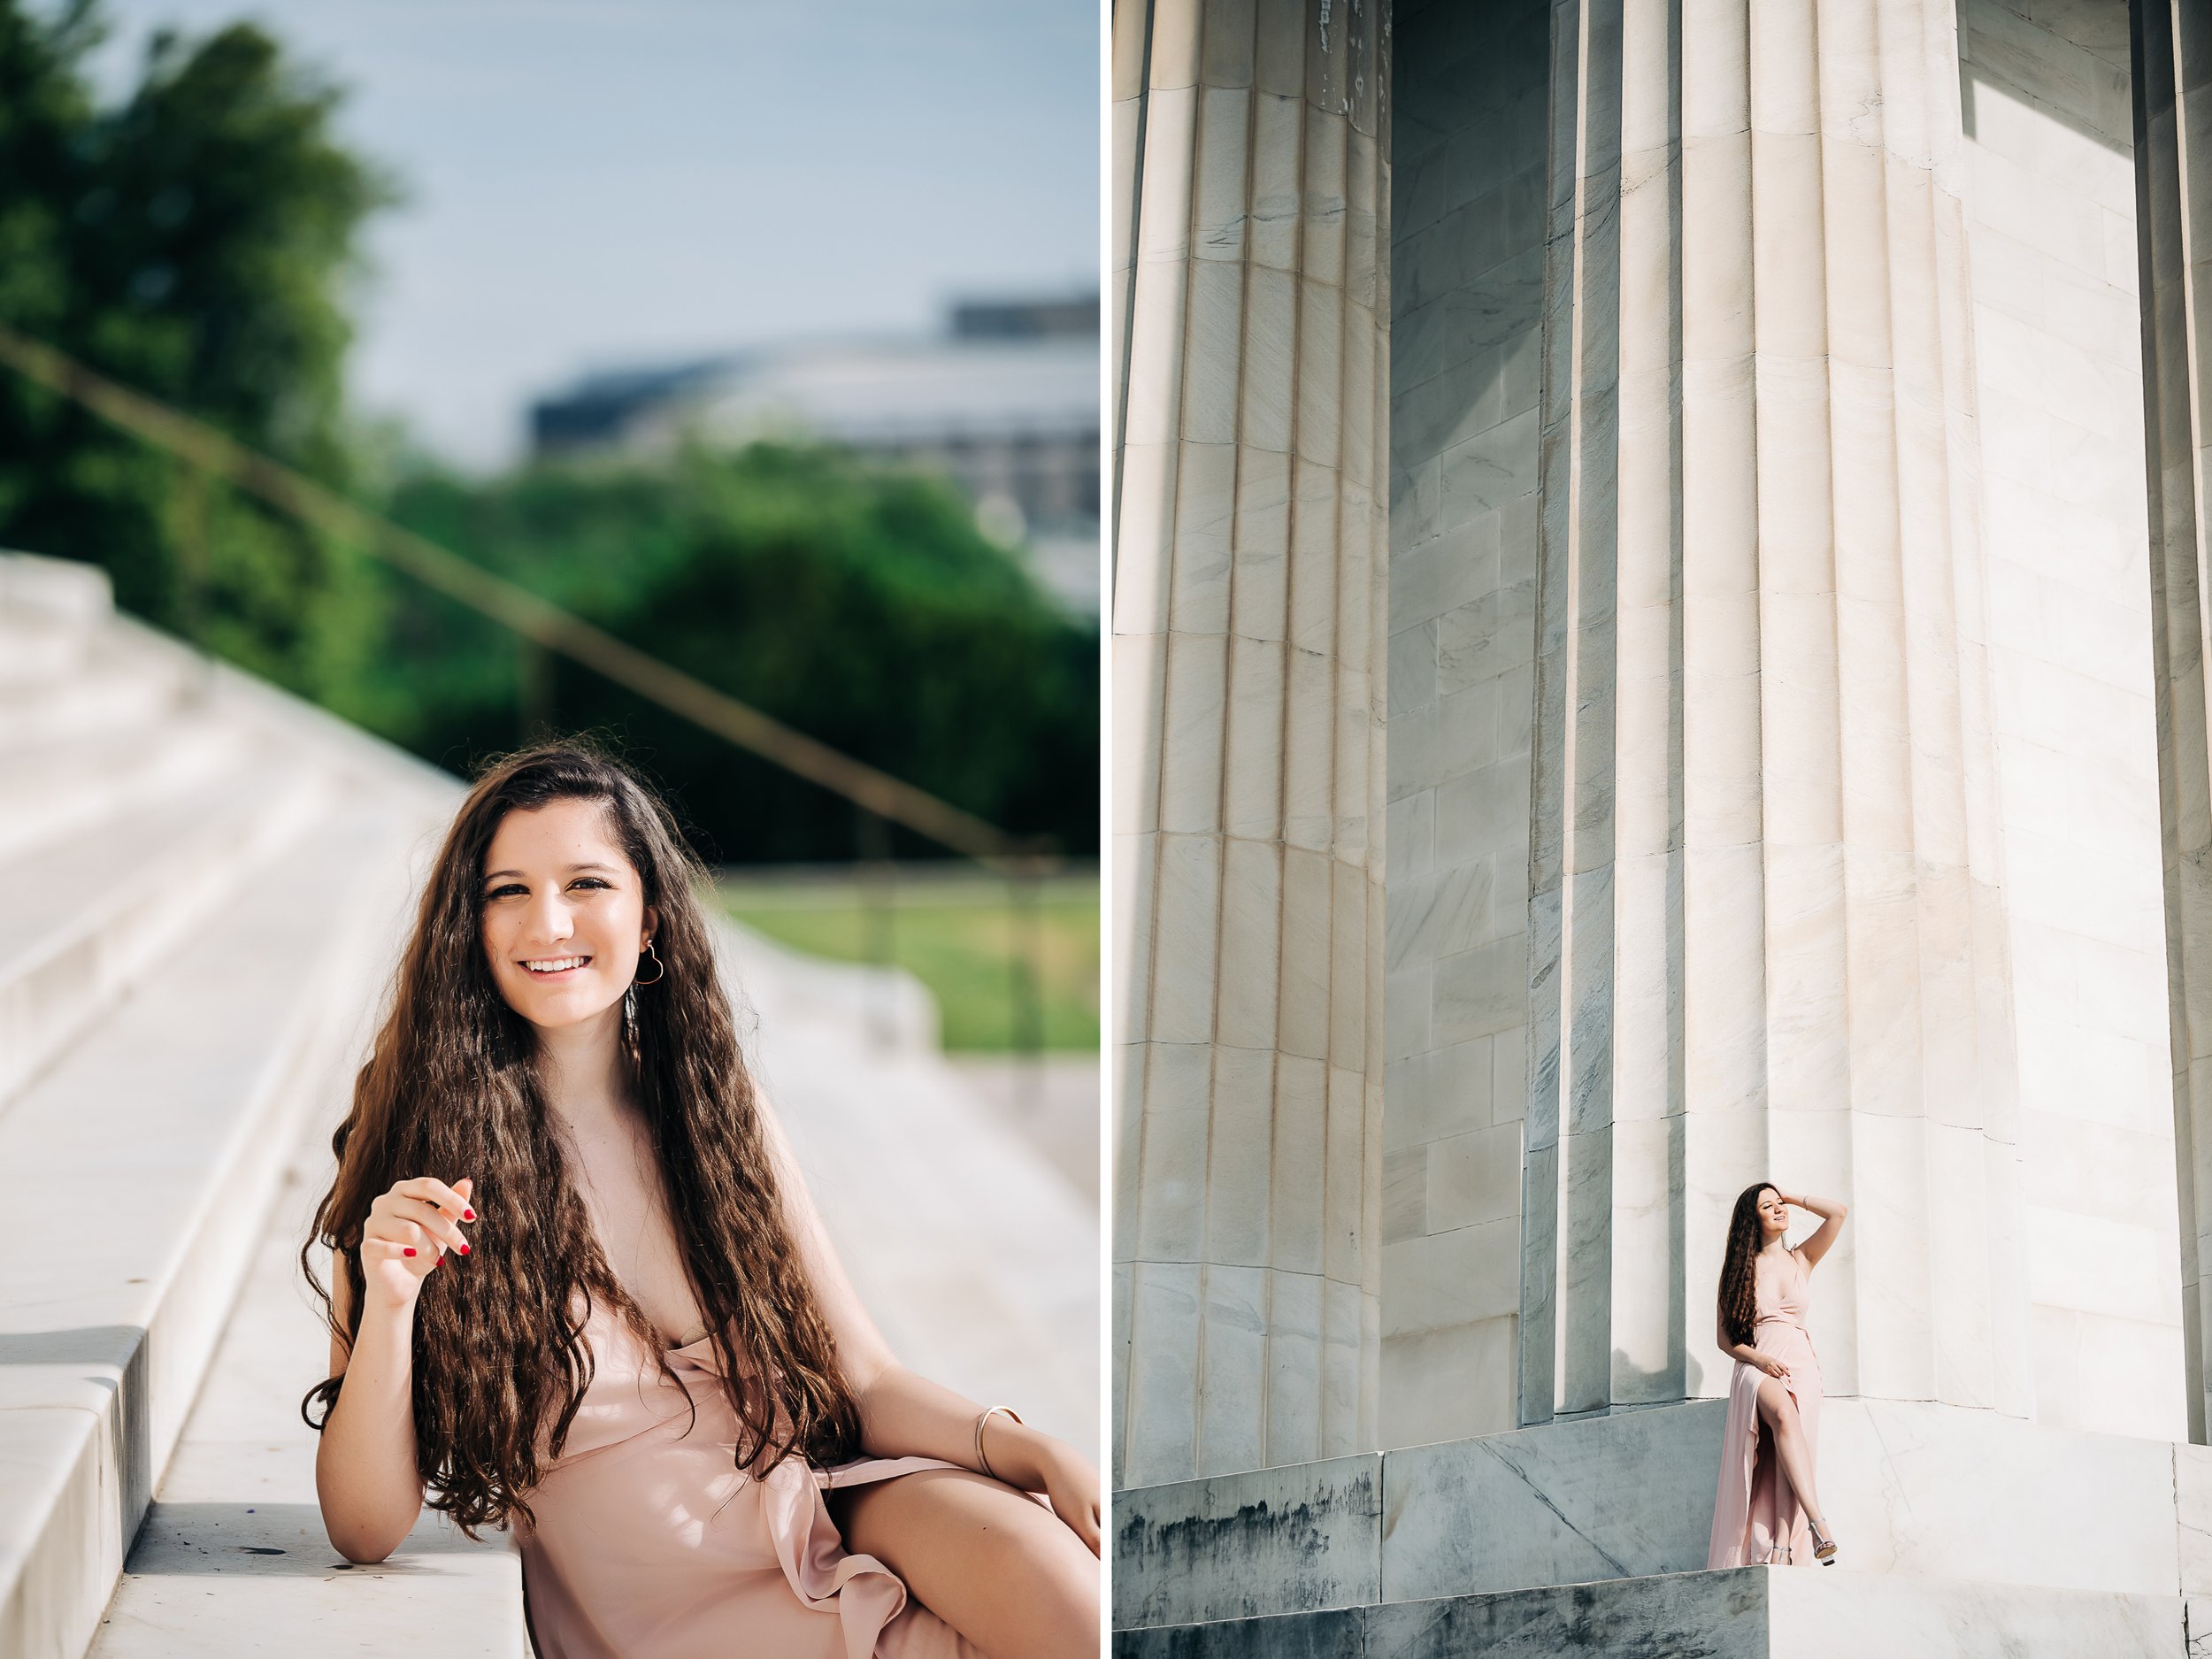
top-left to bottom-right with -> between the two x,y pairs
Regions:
1111,1567 -> 2187,1656
0,763 -> 334,1114
0,716 -> 257,867
0,553 -> 112,625
0,798 -> 438,1659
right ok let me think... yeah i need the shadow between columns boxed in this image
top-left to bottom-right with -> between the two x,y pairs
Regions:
1958,0 -> 2131,156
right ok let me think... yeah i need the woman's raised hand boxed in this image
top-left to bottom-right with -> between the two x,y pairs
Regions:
360,1175 -> 475,1310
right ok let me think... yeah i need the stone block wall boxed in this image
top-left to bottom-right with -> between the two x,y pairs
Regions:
1116,1398 -> 2212,1634
1379,0 -> 1548,1448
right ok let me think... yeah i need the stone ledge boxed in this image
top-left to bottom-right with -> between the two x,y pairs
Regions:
0,799 -> 434,1659
0,718 -> 248,864
1113,1567 -> 2185,1658
1384,1402 -> 1726,1602
83,1002 -> 525,1659
88,1504 -> 525,1659
1118,1398 -> 2211,1629
0,762 -> 331,1112
1113,1454 -> 1385,1629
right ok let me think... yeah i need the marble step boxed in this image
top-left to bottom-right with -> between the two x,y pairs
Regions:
86,885 -> 523,1659
1111,1566 -> 2185,1658
0,639 -> 196,751
0,558 -> 113,694
0,544 -> 1095,1653
0,759 -> 330,1111
0,551 -> 111,626
0,717 -> 252,864
0,614 -> 92,686
0,794 -> 430,1659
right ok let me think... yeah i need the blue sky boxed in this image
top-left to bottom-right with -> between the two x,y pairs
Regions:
81,0 -> 1101,469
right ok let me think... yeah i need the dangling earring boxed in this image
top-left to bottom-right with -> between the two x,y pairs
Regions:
634,939 -> 665,986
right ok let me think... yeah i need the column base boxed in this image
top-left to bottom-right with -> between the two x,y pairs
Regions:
1112,1568 -> 2185,1657
1114,1398 -> 2212,1652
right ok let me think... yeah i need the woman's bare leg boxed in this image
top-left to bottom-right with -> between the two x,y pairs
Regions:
1755,1432 -> 1793,1563
1754,1377 -> 1825,1530
831,1467 -> 1097,1659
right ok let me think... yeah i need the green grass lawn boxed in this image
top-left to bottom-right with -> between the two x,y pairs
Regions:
717,864 -> 1099,1053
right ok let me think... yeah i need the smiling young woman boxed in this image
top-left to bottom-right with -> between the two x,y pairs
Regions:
299,742 -> 1099,1657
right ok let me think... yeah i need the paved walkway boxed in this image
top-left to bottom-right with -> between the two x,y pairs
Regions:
943,1054 -> 1101,1208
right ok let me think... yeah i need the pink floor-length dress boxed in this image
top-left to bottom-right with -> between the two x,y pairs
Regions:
1707,1245 -> 1824,1569
512,1302 -> 985,1658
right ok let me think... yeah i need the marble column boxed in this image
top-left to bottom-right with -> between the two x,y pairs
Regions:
1111,0 -> 1393,1486
1519,0 -> 2032,1425
2138,0 -> 2212,1446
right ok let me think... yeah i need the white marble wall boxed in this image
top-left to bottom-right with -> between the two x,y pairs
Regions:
1958,0 -> 2189,1443
1511,0 -> 2040,1425
1378,0 -> 1548,1451
1116,0 -> 2208,1496
1111,0 -> 1394,1489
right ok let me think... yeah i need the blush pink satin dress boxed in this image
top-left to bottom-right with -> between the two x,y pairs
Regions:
512,1302 -> 984,1658
1707,1245 -> 1824,1569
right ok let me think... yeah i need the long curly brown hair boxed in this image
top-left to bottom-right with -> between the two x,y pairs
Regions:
299,741 -> 862,1534
1717,1181 -> 1779,1349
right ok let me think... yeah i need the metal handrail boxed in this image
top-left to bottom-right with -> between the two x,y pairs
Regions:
0,321 -> 1051,873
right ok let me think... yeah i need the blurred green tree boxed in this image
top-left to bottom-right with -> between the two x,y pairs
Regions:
0,0 -> 1100,864
383,445 -> 1100,864
0,0 -> 395,708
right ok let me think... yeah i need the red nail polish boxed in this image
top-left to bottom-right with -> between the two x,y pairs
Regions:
463,1210 -> 475,1221
459,1243 -> 470,1256
403,1248 -> 417,1257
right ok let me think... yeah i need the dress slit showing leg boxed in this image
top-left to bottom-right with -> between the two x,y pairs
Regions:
1707,1248 -> 1823,1570
1748,1376 -> 1808,1564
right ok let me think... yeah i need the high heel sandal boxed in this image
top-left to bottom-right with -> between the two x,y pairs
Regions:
1807,1519 -> 1838,1564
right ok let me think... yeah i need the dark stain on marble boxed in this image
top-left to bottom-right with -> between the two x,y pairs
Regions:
1117,1571 -> 1771,1659
1115,1607 -> 1370,1659
1116,1464 -> 1385,1626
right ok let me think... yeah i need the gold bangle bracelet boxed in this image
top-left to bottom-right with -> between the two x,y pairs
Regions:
974,1404 -> 1024,1480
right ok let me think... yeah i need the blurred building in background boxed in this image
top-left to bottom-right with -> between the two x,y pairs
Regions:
529,293 -> 1100,615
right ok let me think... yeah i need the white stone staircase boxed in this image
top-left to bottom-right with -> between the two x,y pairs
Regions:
0,551 -> 1098,1658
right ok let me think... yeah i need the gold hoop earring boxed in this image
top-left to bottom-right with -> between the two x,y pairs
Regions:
634,940 -> 665,986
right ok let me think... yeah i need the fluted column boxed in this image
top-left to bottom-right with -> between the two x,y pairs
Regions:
1111,0 -> 1392,1487
1520,0 -> 2030,1425
2138,0 -> 2212,1446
